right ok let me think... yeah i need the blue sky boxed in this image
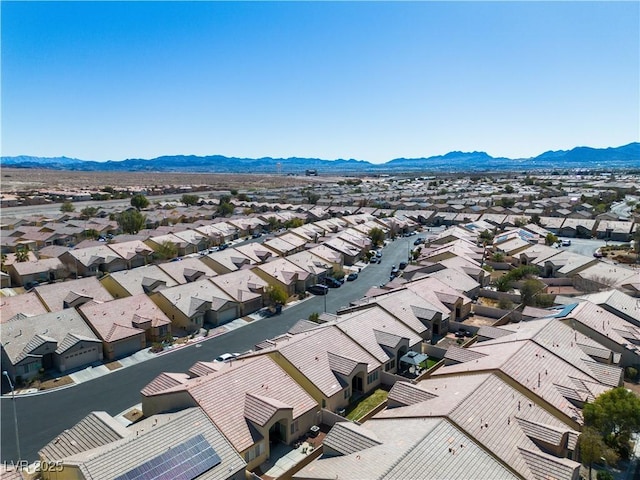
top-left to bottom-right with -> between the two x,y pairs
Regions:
2,1 -> 638,163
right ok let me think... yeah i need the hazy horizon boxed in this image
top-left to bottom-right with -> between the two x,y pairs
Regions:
2,1 -> 638,163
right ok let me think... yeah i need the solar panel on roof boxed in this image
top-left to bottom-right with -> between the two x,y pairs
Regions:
114,434 -> 221,480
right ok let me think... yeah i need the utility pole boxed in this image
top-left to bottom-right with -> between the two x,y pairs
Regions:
3,371 -> 21,461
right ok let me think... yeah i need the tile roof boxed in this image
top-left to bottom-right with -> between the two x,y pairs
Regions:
381,373 -> 581,480
105,265 -> 179,296
244,392 -> 293,427
0,292 -> 48,323
271,326 -> 381,397
34,277 -> 114,312
39,411 -> 129,461
65,407 -> 246,480
295,417 -> 517,480
1,309 -> 99,364
150,356 -> 318,453
322,421 -> 381,456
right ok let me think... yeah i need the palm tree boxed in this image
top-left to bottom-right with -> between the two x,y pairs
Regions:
15,248 -> 30,263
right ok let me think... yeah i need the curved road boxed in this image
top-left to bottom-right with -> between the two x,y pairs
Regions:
1,236 -> 414,462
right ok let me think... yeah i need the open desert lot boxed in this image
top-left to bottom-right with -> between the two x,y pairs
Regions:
0,168 -> 331,193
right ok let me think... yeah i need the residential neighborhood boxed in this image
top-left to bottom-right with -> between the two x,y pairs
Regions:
1,171 -> 640,480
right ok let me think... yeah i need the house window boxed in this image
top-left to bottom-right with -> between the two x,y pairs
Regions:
322,399 -> 326,408
245,441 -> 264,462
385,359 -> 396,371
367,371 -> 379,384
290,420 -> 299,435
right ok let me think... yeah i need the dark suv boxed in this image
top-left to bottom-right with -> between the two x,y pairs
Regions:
324,277 -> 343,288
308,284 -> 329,295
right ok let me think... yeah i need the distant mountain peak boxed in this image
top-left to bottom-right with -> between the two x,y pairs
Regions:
2,142 -> 638,174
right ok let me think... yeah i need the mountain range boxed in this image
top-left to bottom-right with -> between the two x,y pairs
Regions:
2,142 -> 639,174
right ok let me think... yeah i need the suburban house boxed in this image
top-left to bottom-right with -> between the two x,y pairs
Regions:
152,279 -> 240,330
233,242 -> 279,264
33,276 -> 114,312
145,233 -> 198,257
59,245 -> 127,277
263,235 -> 305,257
572,262 -> 639,296
78,298 -> 148,360
251,325 -> 383,413
577,289 -> 640,327
200,248 -> 254,274
0,291 -> 48,323
1,309 -> 103,383
546,301 -> 640,367
433,318 -> 622,428
38,407 -> 246,480
100,264 -> 179,298
140,356 -> 319,471
329,305 -> 425,374
254,257 -> 315,297
157,256 -> 218,284
105,240 -> 154,269
286,250 -> 335,283
172,229 -> 209,252
210,269 -> 268,316
306,244 -> 344,270
324,238 -> 362,266
6,257 -> 67,287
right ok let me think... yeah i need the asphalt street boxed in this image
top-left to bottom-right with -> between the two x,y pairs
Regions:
0,235 -> 415,462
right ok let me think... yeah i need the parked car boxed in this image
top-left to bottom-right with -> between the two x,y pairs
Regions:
593,249 -> 603,258
251,232 -> 262,238
390,266 -> 400,276
324,277 -> 343,288
347,272 -> 358,281
414,238 -> 424,246
308,284 -> 329,295
218,243 -> 229,250
399,261 -> 408,270
214,353 -> 239,363
369,256 -> 380,264
561,239 -> 572,247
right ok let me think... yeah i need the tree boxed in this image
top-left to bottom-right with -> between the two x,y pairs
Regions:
217,201 -> 234,216
498,197 -> 515,208
154,240 -> 178,260
267,284 -> 288,306
545,233 -> 559,246
284,218 -> 305,228
479,229 -> 494,246
130,194 -> 149,210
504,184 -> 515,194
491,252 -> 505,262
60,201 -> 75,212
116,210 -> 147,234
520,278 -> 543,306
329,266 -> 346,281
229,189 -> 238,196
368,227 -> 385,247
579,426 -> 619,480
584,387 -> 640,458
308,312 -> 320,323
181,194 -> 200,206
80,206 -> 100,219
0,253 -> 7,272
530,213 -> 542,226
15,247 -> 30,263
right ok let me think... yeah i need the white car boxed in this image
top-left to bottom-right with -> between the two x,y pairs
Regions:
214,353 -> 239,363
561,239 -> 572,247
